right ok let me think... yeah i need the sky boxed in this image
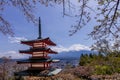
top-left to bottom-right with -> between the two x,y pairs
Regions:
0,1 -> 95,59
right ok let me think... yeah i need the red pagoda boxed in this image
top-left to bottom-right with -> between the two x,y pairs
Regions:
15,17 -> 61,77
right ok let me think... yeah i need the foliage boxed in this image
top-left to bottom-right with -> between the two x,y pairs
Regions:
94,65 -> 112,75
79,51 -> 120,75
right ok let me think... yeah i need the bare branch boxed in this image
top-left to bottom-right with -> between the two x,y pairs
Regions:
69,0 -> 90,36
109,0 -> 120,27
0,16 -> 14,36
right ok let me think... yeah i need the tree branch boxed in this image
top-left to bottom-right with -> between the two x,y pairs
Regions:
109,0 -> 120,27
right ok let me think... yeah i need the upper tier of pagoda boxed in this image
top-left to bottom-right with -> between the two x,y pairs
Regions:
21,37 -> 56,47
20,17 -> 56,47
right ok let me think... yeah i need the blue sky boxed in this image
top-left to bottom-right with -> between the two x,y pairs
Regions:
0,1 -> 95,59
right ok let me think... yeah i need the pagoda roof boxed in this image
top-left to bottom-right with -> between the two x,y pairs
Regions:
29,56 -> 51,60
21,37 -> 56,46
19,48 -> 57,54
14,70 -> 49,76
17,59 -> 52,64
14,68 -> 62,76
48,68 -> 62,76
17,59 -> 60,64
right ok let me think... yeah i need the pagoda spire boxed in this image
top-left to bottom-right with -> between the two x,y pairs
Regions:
38,17 -> 42,39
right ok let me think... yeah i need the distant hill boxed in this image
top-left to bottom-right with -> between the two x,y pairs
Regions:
0,50 -> 96,63
50,50 -> 96,60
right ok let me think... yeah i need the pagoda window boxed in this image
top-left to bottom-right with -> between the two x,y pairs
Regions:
33,52 -> 43,54
31,63 -> 44,67
33,42 -> 47,47
45,63 -> 50,67
32,52 -> 47,57
31,63 -> 49,68
44,54 -> 47,57
32,54 -> 43,57
47,63 -> 50,67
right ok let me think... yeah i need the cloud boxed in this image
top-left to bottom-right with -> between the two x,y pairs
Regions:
8,36 -> 27,43
0,44 -> 90,59
51,44 -> 90,53
0,51 -> 29,59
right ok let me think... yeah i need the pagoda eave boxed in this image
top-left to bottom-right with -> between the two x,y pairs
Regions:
17,62 -> 52,64
19,51 -> 57,54
19,52 -> 57,54
17,59 -> 53,64
29,56 -> 51,60
28,67 -> 51,71
14,68 -> 62,77
21,37 -> 56,46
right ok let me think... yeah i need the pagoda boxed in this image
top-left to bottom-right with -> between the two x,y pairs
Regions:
15,17 -> 61,77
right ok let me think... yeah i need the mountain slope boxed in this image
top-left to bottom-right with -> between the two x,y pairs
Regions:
50,50 -> 95,60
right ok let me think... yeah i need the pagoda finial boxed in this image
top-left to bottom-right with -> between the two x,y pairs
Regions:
38,17 -> 42,39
